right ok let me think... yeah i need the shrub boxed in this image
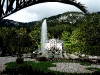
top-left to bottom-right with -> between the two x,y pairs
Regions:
36,57 -> 47,61
97,59 -> 100,63
16,56 -> 24,64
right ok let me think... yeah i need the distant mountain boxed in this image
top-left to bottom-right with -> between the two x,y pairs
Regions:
0,11 -> 86,28
0,19 -> 37,28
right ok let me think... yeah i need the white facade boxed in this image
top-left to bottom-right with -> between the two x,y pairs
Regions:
44,38 -> 63,58
45,38 -> 63,51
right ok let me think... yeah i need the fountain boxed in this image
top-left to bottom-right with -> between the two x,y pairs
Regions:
40,19 -> 66,58
41,19 -> 48,57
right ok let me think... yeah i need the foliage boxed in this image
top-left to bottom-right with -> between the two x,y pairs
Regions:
61,31 -> 71,43
70,27 -> 86,46
70,12 -> 100,55
16,56 -> 24,64
36,57 -> 47,61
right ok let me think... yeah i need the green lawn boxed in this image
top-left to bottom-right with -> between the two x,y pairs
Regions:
5,61 -> 55,72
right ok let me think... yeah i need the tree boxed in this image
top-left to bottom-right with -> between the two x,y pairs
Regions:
0,27 -> 11,56
0,36 -> 3,55
16,27 -> 32,54
29,30 -> 40,51
70,27 -> 86,46
70,13 -> 100,55
61,31 -> 71,43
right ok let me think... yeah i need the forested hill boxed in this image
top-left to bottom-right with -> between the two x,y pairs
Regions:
0,11 -> 85,28
0,19 -> 37,28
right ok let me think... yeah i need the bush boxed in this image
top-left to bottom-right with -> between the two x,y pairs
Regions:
83,46 -> 100,56
36,57 -> 47,61
97,59 -> 100,63
16,56 -> 24,64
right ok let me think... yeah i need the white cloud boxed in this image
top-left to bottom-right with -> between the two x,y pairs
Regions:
5,8 -> 39,22
77,0 -> 100,12
5,2 -> 81,22
4,0 -> 100,22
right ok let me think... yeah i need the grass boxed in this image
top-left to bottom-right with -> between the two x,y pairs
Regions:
5,61 -> 33,69
86,67 -> 100,72
79,62 -> 91,66
30,61 -> 56,72
5,61 -> 77,75
5,61 -> 57,74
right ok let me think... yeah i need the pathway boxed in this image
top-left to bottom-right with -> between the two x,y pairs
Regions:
49,62 -> 100,73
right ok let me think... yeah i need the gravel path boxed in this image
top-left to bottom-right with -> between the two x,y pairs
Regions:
0,57 -> 17,73
49,62 -> 100,73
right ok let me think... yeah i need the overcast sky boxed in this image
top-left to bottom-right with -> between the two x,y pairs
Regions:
4,0 -> 100,22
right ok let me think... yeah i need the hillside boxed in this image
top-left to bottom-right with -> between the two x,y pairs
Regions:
0,19 -> 37,28
0,11 -> 85,28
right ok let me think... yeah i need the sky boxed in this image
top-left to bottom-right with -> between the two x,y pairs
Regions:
4,0 -> 100,22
